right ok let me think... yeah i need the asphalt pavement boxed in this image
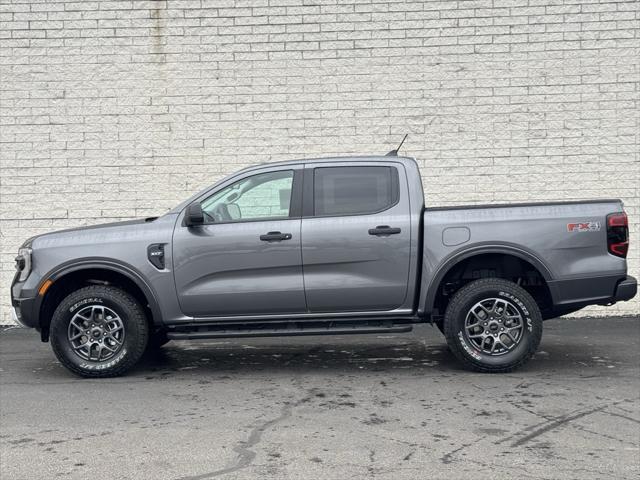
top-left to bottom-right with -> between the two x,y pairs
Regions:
1,317 -> 639,480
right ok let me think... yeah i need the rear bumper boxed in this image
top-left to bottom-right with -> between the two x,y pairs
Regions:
548,274 -> 637,315
614,275 -> 637,302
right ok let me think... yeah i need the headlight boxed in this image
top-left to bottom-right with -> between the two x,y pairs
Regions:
15,247 -> 32,282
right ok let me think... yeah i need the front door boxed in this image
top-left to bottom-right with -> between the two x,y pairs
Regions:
301,163 -> 412,312
173,167 -> 306,317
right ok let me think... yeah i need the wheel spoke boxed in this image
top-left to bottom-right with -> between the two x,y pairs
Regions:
496,334 -> 511,349
106,334 -> 122,345
84,344 -> 94,360
69,316 -> 86,331
492,300 -> 505,315
73,341 -> 89,351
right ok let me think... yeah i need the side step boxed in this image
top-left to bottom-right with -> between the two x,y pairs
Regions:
166,319 -> 413,340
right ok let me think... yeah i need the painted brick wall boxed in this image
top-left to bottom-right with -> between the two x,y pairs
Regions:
1,0 -> 638,324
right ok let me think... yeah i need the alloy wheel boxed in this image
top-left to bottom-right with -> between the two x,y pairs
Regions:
67,305 -> 125,361
464,298 -> 524,355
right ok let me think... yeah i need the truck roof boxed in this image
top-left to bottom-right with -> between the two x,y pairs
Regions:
238,155 -> 418,171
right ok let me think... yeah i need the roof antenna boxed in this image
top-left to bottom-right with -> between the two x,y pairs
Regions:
385,134 -> 408,156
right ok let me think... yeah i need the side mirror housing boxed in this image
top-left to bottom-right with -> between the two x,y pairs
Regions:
185,202 -> 204,226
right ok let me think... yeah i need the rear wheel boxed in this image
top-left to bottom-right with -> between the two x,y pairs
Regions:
50,285 -> 149,378
443,278 -> 542,373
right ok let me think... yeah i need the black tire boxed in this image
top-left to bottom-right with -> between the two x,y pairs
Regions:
50,285 -> 149,378
443,278 -> 542,373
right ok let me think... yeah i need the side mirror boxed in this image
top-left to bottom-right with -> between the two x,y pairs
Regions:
185,202 -> 204,226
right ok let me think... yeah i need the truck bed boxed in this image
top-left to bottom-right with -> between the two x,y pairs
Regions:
419,198 -> 627,316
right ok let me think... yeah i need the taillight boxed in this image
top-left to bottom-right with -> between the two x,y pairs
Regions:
606,212 -> 628,258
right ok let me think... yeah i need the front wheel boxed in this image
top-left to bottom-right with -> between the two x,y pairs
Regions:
50,286 -> 149,378
443,279 -> 542,373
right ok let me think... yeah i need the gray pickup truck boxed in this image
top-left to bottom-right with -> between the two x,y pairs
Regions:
11,156 -> 636,377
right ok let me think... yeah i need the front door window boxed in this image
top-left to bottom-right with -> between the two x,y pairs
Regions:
201,170 -> 294,223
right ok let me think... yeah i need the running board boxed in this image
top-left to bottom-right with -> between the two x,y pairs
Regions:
166,320 -> 413,340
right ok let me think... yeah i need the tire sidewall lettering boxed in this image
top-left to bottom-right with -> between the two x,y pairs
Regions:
497,290 -> 532,332
78,348 -> 128,370
457,331 -> 483,361
69,297 -> 103,314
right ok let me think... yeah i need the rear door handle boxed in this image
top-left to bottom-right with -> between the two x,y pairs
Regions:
260,231 -> 292,242
368,225 -> 401,236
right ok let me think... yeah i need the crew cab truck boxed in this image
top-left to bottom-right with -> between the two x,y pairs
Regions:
11,156 -> 637,377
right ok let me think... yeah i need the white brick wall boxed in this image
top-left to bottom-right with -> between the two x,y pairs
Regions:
1,0 -> 638,324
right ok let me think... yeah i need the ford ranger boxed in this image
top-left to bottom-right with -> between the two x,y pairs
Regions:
10,156 -> 637,377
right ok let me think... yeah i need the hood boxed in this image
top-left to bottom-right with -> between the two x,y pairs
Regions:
26,217 -> 160,248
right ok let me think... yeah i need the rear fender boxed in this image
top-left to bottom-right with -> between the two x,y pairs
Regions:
420,244 -> 554,316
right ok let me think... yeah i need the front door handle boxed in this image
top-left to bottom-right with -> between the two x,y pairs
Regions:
260,231 -> 292,242
368,225 -> 401,236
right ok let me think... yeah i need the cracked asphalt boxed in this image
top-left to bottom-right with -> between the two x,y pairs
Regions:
1,316 -> 639,480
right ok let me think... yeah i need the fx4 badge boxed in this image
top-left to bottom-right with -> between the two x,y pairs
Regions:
567,222 -> 601,232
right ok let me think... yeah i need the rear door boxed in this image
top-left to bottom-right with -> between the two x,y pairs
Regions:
301,162 -> 412,312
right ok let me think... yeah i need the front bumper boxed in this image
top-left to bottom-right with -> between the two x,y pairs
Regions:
10,271 -> 40,329
614,275 -> 637,302
11,294 -> 39,329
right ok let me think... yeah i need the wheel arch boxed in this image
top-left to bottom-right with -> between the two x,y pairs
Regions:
38,259 -> 163,340
422,245 -> 554,318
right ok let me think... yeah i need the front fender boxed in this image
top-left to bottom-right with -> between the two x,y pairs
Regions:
40,258 -> 164,327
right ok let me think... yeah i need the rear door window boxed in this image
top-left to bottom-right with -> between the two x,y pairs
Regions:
313,166 -> 399,216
